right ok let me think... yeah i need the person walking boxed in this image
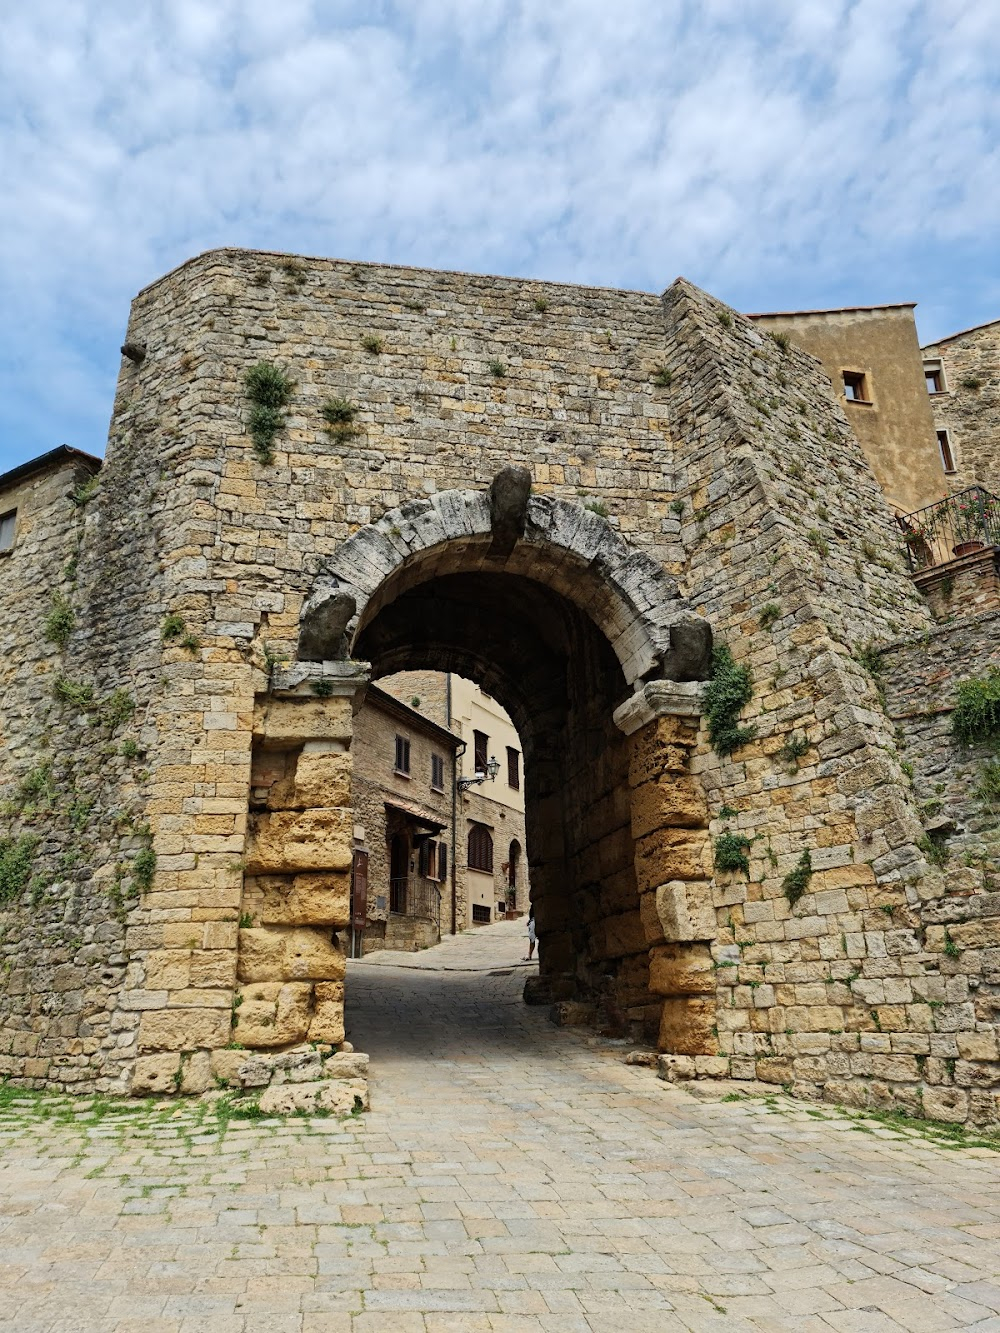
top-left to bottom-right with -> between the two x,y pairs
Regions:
524,905 -> 536,961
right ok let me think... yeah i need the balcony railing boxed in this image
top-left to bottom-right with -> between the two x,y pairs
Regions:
898,486 -> 1000,573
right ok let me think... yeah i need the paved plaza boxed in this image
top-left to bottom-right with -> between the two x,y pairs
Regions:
2,920 -> 1000,1332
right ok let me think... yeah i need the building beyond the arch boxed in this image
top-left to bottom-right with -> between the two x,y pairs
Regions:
0,250 -> 997,1129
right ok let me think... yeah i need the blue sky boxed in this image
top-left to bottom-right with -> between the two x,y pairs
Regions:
2,0 -> 998,472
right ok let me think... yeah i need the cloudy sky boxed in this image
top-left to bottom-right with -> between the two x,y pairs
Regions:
2,0 -> 998,471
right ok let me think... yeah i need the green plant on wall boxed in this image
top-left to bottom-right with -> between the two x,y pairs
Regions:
0,835 -> 39,904
321,397 -> 359,441
53,676 -> 93,710
714,831 -> 754,875
703,645 -> 756,757
131,847 -> 156,894
44,593 -> 75,649
782,850 -> 813,906
952,668 -> 1000,747
244,362 -> 294,464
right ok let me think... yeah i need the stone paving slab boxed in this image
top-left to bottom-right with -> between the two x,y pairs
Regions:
1,921 -> 999,1331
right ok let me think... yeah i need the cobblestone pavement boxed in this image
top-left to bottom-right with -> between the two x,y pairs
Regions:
2,921 -> 1000,1332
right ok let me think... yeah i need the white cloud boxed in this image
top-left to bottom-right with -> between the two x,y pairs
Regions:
1,0 -> 997,465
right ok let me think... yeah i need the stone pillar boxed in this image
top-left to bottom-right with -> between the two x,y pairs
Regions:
235,662 -> 368,1052
613,681 -> 717,1055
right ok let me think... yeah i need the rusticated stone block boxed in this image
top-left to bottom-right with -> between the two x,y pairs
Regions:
921,1086 -> 969,1122
258,1078 -> 367,1116
309,981 -> 346,1044
246,808 -> 353,874
628,716 -> 699,789
235,981 -> 313,1047
237,927 -> 346,983
629,776 -> 708,838
132,1052 -> 181,1094
244,872 -> 351,927
253,697 -> 353,745
294,750 -> 352,808
649,942 -> 715,996
138,1008 -> 231,1053
658,997 -> 717,1055
634,828 -> 711,892
188,950 -> 238,989
592,910 -> 647,960
650,880 -> 716,942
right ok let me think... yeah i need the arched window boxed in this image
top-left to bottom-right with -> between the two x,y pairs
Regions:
507,839 -> 521,895
467,823 -> 493,873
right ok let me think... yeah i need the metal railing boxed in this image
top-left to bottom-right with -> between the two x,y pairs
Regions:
389,876 -> 440,921
898,486 -> 1000,573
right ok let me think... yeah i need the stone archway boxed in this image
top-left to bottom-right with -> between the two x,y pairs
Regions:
235,474 -> 720,1053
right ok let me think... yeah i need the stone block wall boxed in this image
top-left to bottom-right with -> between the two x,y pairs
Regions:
2,247 -> 999,1126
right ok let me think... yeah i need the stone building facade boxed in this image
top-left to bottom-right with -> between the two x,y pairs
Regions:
350,684 -> 459,953
748,304 -> 947,516
0,247 -> 998,1127
376,669 -> 530,932
921,318 -> 1000,496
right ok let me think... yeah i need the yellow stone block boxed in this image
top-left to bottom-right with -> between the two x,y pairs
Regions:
138,1008 -> 231,1052
649,943 -> 715,996
628,717 -> 699,788
246,808 -> 353,874
630,777 -> 708,838
235,981 -> 312,1047
253,697 -> 353,745
657,997 -> 718,1055
236,926 -> 347,983
244,873 -> 351,927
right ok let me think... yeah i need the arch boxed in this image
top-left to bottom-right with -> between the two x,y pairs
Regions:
299,488 -> 710,688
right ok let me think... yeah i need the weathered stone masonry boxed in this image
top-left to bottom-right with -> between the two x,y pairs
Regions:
1,248 -> 997,1125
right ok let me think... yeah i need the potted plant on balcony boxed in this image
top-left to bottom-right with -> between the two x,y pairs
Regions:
950,490 -> 989,557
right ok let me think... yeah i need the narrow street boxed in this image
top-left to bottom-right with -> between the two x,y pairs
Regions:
1,921 -> 999,1331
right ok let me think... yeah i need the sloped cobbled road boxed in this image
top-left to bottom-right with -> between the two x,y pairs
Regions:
2,918 -> 1000,1332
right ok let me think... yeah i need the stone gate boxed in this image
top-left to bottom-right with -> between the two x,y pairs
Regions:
1,249 -> 997,1125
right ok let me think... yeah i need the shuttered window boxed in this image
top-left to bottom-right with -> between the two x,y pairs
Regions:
394,735 -> 411,774
468,823 -> 493,872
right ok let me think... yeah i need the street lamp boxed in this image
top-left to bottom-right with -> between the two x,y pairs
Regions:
457,754 -> 501,792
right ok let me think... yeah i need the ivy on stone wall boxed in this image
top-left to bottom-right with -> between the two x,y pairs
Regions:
782,850 -> 813,906
0,835 -> 38,904
952,668 -> 1000,747
703,645 -> 756,757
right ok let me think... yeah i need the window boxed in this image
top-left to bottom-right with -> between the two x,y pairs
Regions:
924,361 -> 945,395
937,430 -> 957,474
473,730 -> 489,775
842,371 -> 870,403
438,842 -> 448,883
468,823 -> 493,872
506,746 -> 520,790
418,838 -> 436,878
431,753 -> 445,791
472,903 -> 491,924
394,735 -> 411,775
0,510 -> 15,552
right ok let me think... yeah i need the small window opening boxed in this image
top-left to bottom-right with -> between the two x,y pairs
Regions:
473,729 -> 489,774
937,430 -> 956,474
0,510 -> 15,552
506,746 -> 520,790
842,371 -> 870,403
472,903 -> 491,924
924,362 -> 945,394
394,735 -> 411,775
